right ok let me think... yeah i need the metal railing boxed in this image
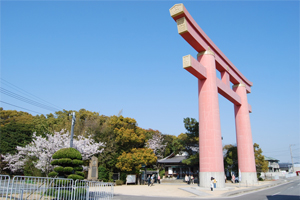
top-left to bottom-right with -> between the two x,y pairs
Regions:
0,175 -> 114,200
0,175 -> 10,200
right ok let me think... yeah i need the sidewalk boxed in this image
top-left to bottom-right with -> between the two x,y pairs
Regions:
113,176 -> 300,198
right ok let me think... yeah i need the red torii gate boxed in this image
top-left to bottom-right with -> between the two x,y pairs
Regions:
170,4 -> 257,188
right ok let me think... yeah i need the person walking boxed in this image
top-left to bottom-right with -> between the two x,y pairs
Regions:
158,174 -> 161,184
151,174 -> 154,186
232,174 -> 235,184
213,178 -> 217,188
147,175 -> 151,186
185,174 -> 188,184
191,175 -> 194,184
210,178 -> 214,191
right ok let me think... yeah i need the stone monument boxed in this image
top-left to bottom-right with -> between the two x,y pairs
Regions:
87,156 -> 98,181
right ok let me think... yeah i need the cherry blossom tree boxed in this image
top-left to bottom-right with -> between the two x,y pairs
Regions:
3,130 -> 104,175
145,132 -> 166,159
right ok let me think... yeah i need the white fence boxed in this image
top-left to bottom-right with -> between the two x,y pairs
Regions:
0,175 -> 114,200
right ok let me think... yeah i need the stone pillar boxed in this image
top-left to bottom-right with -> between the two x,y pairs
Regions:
87,156 -> 98,181
233,84 -> 257,185
197,48 -> 225,188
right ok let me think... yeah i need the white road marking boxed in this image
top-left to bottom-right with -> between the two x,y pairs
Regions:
272,192 -> 280,196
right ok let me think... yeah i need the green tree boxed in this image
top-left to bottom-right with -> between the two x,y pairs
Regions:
23,157 -> 43,177
98,165 -> 110,182
95,115 -> 149,173
116,148 -> 157,173
254,143 -> 268,174
183,117 -> 199,139
223,144 -> 238,174
223,143 -> 268,176
162,134 -> 175,157
0,122 -> 34,154
181,117 -> 200,165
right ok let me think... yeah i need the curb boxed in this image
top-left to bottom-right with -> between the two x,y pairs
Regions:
224,179 -> 292,197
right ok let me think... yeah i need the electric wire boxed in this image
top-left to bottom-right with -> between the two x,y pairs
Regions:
0,78 -> 63,110
0,101 -> 43,114
0,87 -> 58,112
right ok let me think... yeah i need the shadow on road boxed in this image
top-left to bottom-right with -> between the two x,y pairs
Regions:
267,195 -> 300,200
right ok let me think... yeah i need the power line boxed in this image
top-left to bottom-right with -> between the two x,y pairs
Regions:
263,150 -> 289,153
0,101 -> 43,114
0,78 -> 63,110
1,87 -> 58,112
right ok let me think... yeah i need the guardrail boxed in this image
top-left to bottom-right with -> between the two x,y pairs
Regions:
0,175 -> 114,200
0,175 -> 10,199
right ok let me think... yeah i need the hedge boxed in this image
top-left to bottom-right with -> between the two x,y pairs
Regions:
52,148 -> 82,160
54,166 -> 64,173
72,159 -> 84,165
115,180 -> 123,185
67,174 -> 84,180
73,166 -> 83,171
51,160 -> 59,165
63,167 -> 74,173
58,158 -> 72,165
48,171 -> 58,177
75,171 -> 85,177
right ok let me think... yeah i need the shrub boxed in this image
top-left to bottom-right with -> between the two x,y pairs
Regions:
159,169 -> 165,178
52,148 -> 82,160
68,174 -> 84,180
72,159 -> 84,165
48,171 -> 58,177
98,165 -> 109,182
64,167 -> 74,173
51,147 -> 84,180
115,180 -> 123,185
75,171 -> 85,177
58,158 -> 72,165
24,158 -> 43,177
51,160 -> 59,165
54,179 -> 71,186
54,166 -> 64,173
73,166 -> 83,171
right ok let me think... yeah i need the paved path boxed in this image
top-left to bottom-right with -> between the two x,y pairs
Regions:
113,176 -> 300,198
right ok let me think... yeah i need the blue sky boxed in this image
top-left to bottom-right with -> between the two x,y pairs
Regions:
1,1 -> 299,163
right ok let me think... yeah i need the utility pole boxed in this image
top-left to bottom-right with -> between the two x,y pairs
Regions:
70,112 -> 76,148
289,144 -> 295,172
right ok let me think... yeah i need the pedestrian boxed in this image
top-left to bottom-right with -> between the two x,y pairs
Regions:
232,174 -> 235,184
158,174 -> 161,184
188,175 -> 191,185
151,174 -> 154,186
191,175 -> 194,184
147,175 -> 151,186
210,179 -> 214,191
185,174 -> 188,184
213,178 -> 217,188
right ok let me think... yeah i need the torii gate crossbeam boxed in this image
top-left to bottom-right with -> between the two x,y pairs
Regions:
170,4 -> 257,188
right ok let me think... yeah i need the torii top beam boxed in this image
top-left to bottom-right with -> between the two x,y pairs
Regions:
170,4 -> 252,94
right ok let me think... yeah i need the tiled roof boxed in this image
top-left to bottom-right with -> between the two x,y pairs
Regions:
157,156 -> 188,163
264,156 -> 279,161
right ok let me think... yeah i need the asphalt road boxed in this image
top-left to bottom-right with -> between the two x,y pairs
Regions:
113,179 -> 300,200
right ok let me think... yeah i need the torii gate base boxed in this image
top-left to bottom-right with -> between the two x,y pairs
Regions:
170,4 -> 258,188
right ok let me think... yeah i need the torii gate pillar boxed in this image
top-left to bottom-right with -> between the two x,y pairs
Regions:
234,84 -> 257,184
198,50 -> 225,188
170,3 -> 257,188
